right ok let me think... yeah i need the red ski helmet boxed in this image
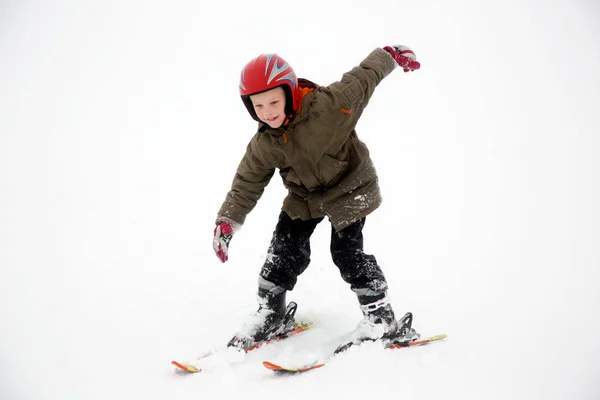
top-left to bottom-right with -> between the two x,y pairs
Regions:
239,53 -> 299,122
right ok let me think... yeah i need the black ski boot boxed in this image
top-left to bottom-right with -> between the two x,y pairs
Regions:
227,287 -> 297,351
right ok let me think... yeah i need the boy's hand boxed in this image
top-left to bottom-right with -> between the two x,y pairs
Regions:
213,222 -> 234,263
383,45 -> 420,72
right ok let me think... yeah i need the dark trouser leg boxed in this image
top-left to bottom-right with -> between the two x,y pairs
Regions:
330,217 -> 389,301
331,218 -> 397,329
259,211 -> 323,292
228,212 -> 322,349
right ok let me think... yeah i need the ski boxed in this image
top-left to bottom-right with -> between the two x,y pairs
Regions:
263,333 -> 447,373
171,321 -> 312,373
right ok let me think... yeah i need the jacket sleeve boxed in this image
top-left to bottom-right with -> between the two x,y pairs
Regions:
216,137 -> 275,227
326,48 -> 397,114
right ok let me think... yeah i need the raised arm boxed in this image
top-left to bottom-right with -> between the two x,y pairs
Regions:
327,45 -> 420,113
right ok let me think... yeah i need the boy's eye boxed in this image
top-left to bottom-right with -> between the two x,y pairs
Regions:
271,101 -> 278,106
254,104 -> 262,109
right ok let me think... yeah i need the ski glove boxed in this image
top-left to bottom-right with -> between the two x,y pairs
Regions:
383,45 -> 420,72
213,222 -> 234,263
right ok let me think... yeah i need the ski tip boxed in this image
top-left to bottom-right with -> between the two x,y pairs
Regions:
300,362 -> 325,372
408,333 -> 447,347
263,360 -> 325,373
387,333 -> 448,349
263,361 -> 284,371
171,360 -> 201,373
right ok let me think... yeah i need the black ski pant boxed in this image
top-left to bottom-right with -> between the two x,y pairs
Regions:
259,211 -> 388,294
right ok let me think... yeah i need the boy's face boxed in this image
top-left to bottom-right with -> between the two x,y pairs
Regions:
250,86 -> 286,128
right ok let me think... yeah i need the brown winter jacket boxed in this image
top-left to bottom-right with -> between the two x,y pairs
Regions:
217,48 -> 397,231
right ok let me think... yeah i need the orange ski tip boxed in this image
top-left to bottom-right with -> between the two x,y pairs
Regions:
410,333 -> 447,346
263,361 -> 283,371
171,360 -> 200,373
305,363 -> 325,371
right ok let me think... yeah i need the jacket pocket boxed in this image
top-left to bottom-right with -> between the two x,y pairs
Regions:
338,160 -> 377,193
318,154 -> 349,187
339,79 -> 364,108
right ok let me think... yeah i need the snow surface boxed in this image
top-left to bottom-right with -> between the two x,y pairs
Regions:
1,1 -> 600,399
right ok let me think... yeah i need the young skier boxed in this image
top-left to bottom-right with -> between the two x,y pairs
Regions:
213,45 -> 421,351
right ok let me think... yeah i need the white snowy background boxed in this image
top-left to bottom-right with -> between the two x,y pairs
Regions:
1,0 -> 599,399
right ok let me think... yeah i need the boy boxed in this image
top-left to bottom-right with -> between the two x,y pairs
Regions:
213,45 -> 421,351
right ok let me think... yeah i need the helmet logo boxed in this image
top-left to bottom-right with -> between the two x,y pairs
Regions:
266,55 -> 296,89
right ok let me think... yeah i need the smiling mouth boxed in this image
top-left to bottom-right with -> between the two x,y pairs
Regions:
266,116 -> 279,122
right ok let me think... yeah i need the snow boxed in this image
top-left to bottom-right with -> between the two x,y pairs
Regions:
1,0 -> 599,399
